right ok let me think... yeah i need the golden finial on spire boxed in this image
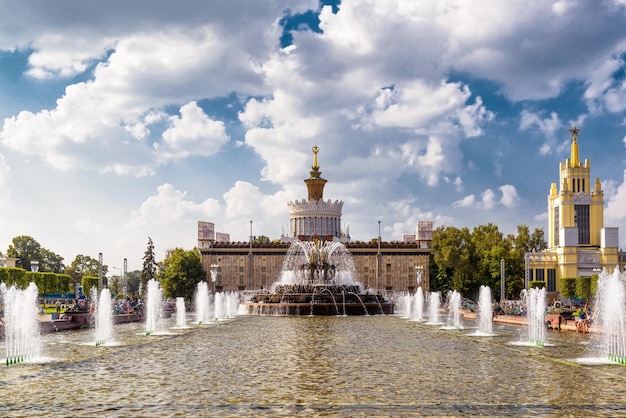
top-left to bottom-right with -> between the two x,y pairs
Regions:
312,145 -> 320,170
569,125 -> 580,166
569,125 -> 580,142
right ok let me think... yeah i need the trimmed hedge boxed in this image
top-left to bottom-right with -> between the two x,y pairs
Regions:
0,268 -> 73,294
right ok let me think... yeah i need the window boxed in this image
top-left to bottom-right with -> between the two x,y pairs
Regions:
535,269 -> 545,283
574,205 -> 590,245
547,269 -> 556,292
554,207 -> 560,246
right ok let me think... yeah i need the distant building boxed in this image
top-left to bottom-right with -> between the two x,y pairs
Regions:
525,126 -> 626,300
199,146 -> 432,292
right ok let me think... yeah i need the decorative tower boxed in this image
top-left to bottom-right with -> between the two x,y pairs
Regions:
285,145 -> 346,242
526,126 -> 620,300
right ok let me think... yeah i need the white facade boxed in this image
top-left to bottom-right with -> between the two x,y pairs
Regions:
287,198 -> 343,239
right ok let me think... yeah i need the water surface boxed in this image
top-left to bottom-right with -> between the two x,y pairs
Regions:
2,315 -> 626,416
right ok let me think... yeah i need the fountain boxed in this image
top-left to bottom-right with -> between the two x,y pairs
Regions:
594,267 -> 626,363
242,239 -> 393,315
195,281 -> 212,324
94,287 -> 114,346
476,285 -> 494,336
175,297 -> 188,329
444,290 -> 463,329
521,287 -> 547,347
412,287 -> 425,322
427,291 -> 441,325
1,282 -> 42,365
214,291 -> 240,320
145,279 -> 165,335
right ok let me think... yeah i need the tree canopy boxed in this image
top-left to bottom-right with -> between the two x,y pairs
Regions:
431,224 -> 546,300
6,235 -> 65,272
141,237 -> 156,293
158,247 -> 205,300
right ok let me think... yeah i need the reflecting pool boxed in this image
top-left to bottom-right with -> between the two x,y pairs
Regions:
2,315 -> 626,416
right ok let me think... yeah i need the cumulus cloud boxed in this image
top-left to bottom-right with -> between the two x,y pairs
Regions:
605,170 -> 626,222
452,185 -> 519,210
127,183 -> 220,228
158,101 -> 229,161
499,185 -> 520,208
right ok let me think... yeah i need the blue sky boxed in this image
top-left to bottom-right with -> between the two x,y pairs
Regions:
1,0 -> 625,272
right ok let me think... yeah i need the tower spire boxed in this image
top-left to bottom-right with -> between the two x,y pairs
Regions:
569,125 -> 580,167
305,145 -> 327,201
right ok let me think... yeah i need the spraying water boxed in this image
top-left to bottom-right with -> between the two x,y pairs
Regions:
477,285 -> 494,336
428,291 -> 441,325
1,282 -> 42,365
522,287 -> 547,347
195,281 -> 212,324
411,287 -> 425,321
145,279 -> 164,335
595,267 -> 626,363
175,297 -> 187,328
94,287 -> 114,346
445,290 -> 463,329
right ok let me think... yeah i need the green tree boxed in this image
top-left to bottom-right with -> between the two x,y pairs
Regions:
65,255 -> 105,284
159,248 -> 205,300
431,226 -> 478,296
255,235 -> 270,244
125,270 -> 141,296
6,235 -> 42,270
39,248 -> 65,273
141,237 -> 157,293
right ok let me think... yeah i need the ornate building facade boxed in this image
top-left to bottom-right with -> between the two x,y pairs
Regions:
198,146 -> 431,293
525,127 -> 625,300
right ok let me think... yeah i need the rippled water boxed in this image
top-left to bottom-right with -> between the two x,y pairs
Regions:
2,315 -> 626,416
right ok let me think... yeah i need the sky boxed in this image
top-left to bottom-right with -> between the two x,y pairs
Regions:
1,0 -> 626,273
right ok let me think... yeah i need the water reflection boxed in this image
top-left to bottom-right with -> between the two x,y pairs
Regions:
2,316 -> 626,416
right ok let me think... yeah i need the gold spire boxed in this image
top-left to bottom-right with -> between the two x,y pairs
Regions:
305,145 -> 327,201
310,145 -> 321,178
569,125 -> 579,167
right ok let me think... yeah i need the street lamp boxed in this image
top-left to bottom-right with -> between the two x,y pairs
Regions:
210,263 -> 219,294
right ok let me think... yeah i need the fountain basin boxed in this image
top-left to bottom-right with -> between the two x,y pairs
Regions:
243,284 -> 393,315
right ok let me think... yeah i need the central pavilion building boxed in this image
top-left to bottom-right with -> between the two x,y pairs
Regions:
198,146 -> 432,293
525,127 -> 625,301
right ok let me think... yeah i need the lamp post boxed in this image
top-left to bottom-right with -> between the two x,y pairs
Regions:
210,263 -> 219,294
98,252 -> 103,290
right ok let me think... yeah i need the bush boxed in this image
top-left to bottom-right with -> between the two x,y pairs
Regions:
560,277 -> 577,301
576,276 -> 592,301
529,280 -> 546,289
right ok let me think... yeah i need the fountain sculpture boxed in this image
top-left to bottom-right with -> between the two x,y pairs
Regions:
243,239 -> 393,315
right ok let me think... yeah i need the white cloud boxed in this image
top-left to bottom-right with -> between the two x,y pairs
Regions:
452,194 -> 476,208
605,170 -> 626,223
452,185 -> 519,210
127,183 -> 220,228
481,189 -> 496,210
158,101 -> 229,161
499,184 -> 520,208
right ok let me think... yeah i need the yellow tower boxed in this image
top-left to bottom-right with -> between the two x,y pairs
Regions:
527,126 -> 620,299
